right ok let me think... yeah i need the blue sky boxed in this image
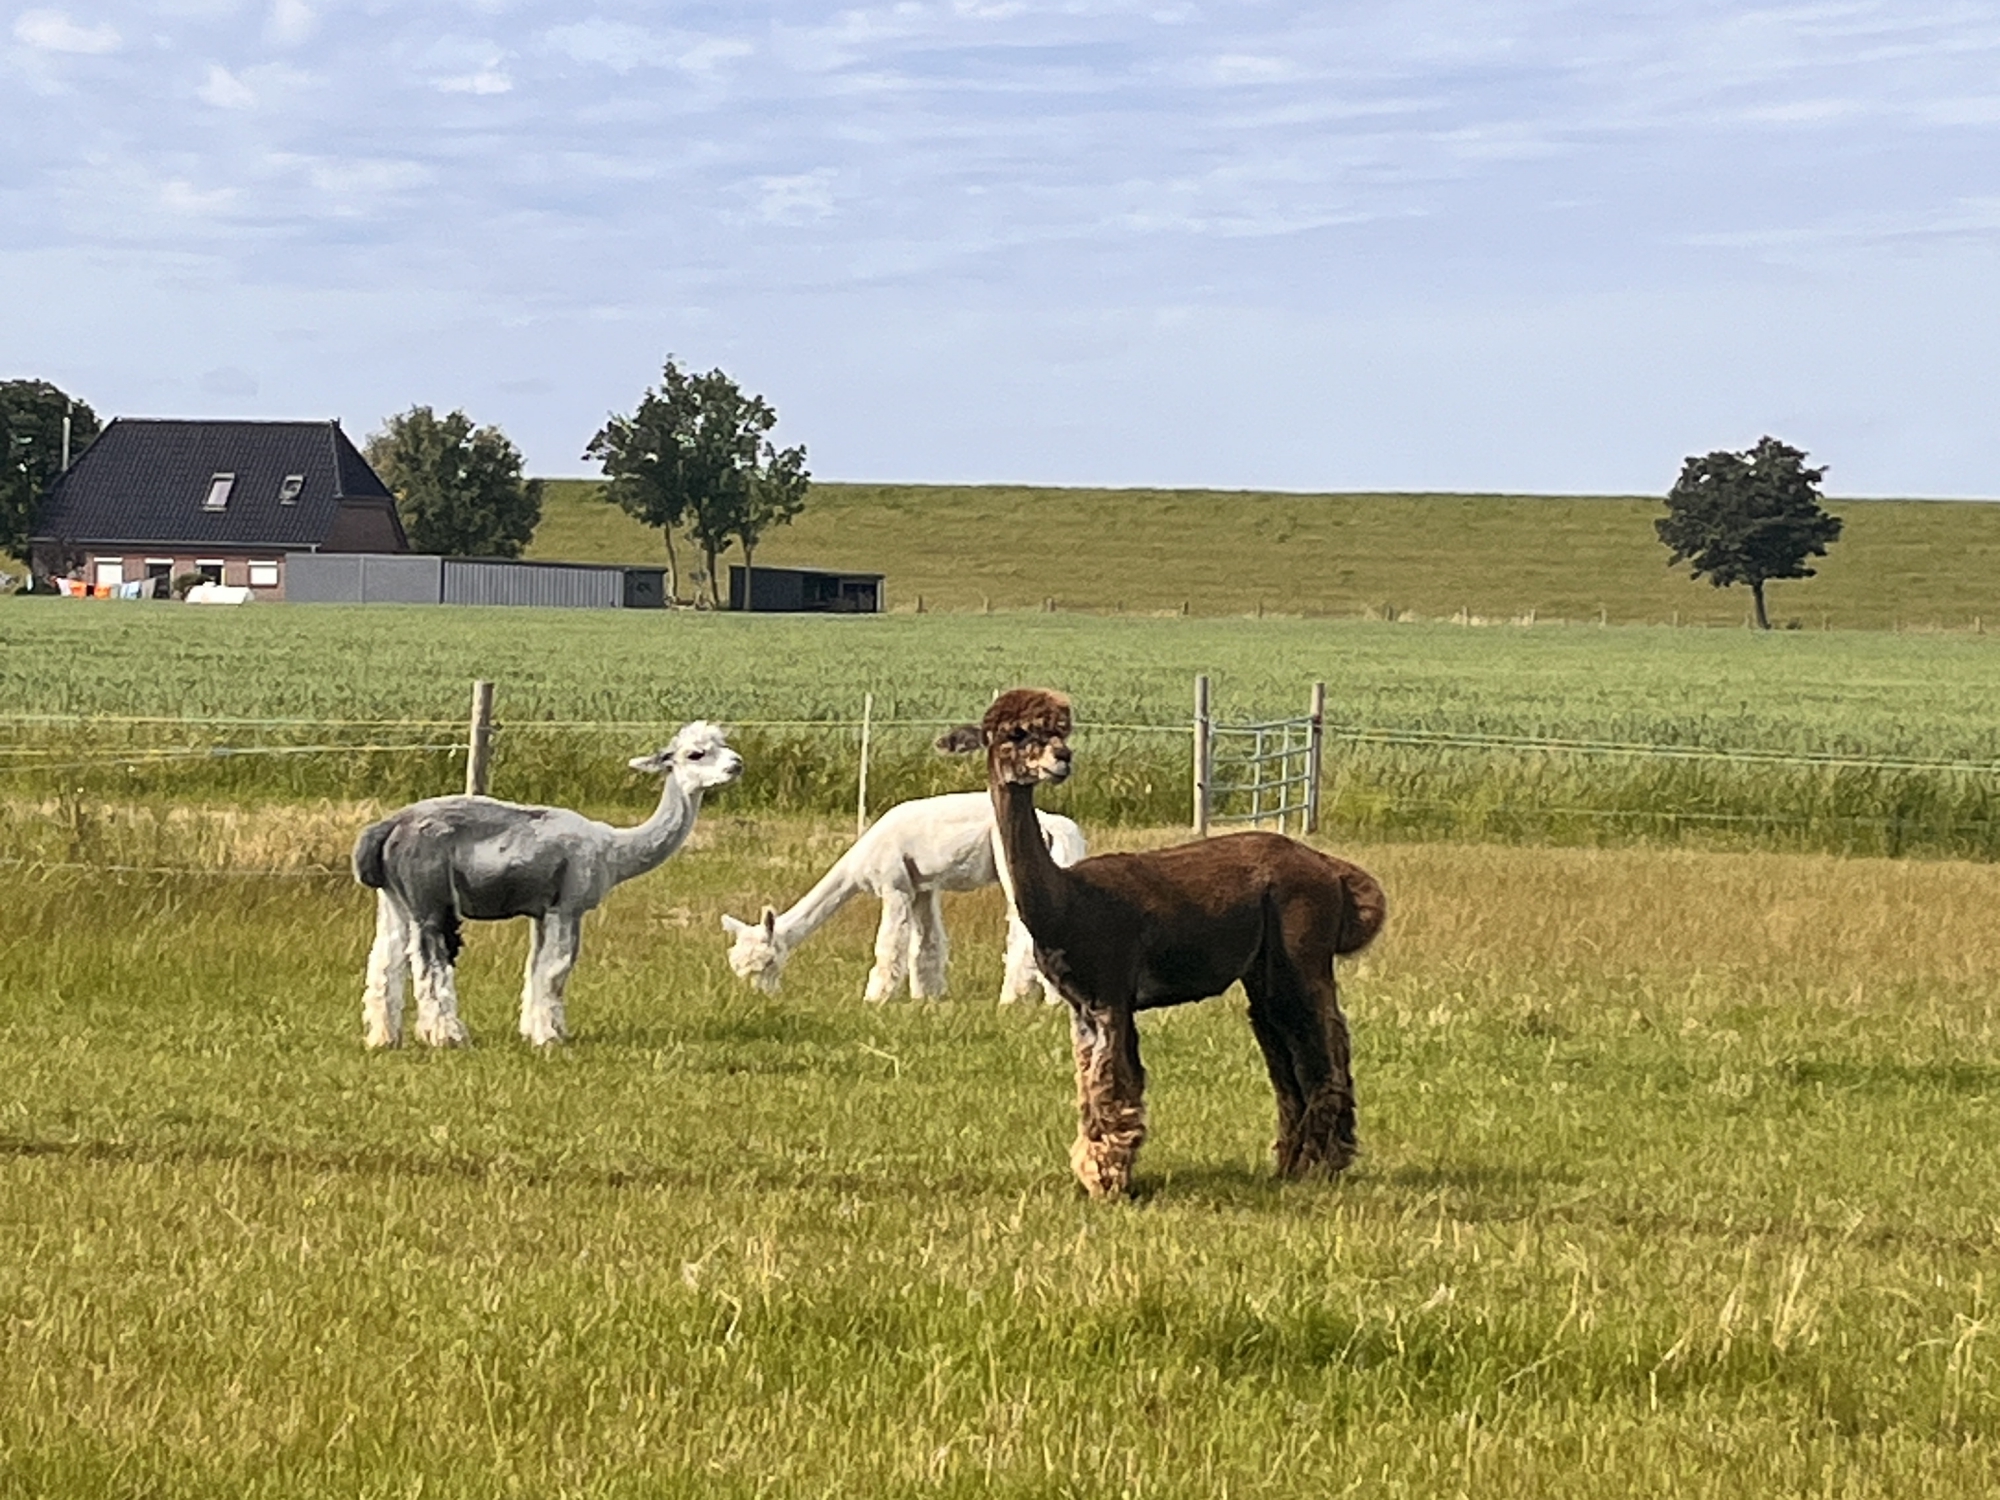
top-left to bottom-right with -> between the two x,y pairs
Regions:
5,2 -> 1998,495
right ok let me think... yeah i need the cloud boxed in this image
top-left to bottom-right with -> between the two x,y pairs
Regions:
13,9 -> 119,53
751,169 -> 837,224
160,178 -> 237,215
266,0 -> 315,48
197,63 -> 255,109
544,19 -> 752,75
436,69 -> 512,94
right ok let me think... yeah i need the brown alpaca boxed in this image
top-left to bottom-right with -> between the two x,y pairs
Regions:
944,688 -> 1386,1199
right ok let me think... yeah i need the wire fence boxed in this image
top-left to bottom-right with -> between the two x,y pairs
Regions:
4,682 -> 1999,862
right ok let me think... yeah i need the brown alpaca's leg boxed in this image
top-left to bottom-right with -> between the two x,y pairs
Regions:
1067,1002 -> 1147,1199
1249,961 -> 1356,1177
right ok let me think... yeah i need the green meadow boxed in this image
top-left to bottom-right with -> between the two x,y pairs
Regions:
528,479 -> 2000,630
5,823 -> 2000,1497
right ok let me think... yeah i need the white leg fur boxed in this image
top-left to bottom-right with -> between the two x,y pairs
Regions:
521,913 -> 579,1046
412,929 -> 470,1048
999,911 -> 1052,1005
909,889 -> 949,999
866,891 -> 914,1002
362,891 -> 410,1047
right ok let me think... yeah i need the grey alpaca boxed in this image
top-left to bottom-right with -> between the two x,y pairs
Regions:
352,721 -> 741,1048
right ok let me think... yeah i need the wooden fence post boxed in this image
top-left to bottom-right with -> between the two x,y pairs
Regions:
465,679 -> 495,796
856,691 -> 874,836
1305,680 -> 1325,835
1192,674 -> 1211,836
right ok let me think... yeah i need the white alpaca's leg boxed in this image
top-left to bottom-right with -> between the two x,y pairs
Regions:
909,889 -> 948,1000
522,913 -> 579,1046
519,914 -> 546,1043
412,924 -> 470,1047
999,910 -> 1049,1005
866,892 -> 914,1002
362,892 -> 410,1047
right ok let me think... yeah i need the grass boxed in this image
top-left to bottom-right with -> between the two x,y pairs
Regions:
528,479 -> 2000,631
6,603 -> 2000,856
4,817 -> 2000,1496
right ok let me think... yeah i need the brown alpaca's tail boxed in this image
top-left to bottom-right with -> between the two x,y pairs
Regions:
1333,862 -> 1387,955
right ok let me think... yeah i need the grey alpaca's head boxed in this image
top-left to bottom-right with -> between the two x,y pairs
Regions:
629,720 -> 743,794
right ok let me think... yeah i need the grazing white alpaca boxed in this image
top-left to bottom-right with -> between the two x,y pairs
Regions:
722,792 -> 1086,1003
353,721 -> 741,1048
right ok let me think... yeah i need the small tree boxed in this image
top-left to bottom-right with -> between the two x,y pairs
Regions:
366,406 -> 542,558
1,379 -> 100,561
736,441 -> 811,602
1657,436 -> 1842,630
586,358 -> 808,608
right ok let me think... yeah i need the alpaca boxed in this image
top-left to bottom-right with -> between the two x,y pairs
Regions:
945,690 -> 1386,1199
722,792 -> 1086,1003
352,721 -> 742,1049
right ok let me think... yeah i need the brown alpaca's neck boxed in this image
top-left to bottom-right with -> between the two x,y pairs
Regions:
990,777 -> 1069,936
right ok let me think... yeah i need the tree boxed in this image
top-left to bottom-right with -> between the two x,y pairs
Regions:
1657,436 -> 1842,630
736,440 -> 811,600
585,358 -> 809,607
1,379 -> 100,561
365,406 -> 543,558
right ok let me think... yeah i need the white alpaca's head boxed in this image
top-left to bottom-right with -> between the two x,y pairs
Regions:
629,720 -> 743,794
721,906 -> 785,992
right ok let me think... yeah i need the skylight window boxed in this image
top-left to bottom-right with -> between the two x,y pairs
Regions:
278,473 -> 304,504
202,473 -> 235,511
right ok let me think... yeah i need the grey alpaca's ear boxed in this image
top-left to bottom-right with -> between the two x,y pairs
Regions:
629,748 -> 672,774
934,724 -> 984,755
721,913 -> 749,936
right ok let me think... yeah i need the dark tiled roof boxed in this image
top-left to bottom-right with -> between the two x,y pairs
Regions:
31,418 -> 404,550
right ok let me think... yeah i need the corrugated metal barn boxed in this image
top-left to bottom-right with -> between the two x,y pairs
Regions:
728,565 -> 884,613
286,554 -> 665,608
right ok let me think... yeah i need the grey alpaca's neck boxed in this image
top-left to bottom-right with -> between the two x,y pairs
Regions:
605,776 -> 702,887
992,778 -> 1068,938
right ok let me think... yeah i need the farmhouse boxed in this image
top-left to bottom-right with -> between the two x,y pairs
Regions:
29,418 -> 407,598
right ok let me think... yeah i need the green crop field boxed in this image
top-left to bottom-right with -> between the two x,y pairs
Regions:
527,479 -> 2000,631
6,602 -> 2000,857
4,820 -> 1999,1497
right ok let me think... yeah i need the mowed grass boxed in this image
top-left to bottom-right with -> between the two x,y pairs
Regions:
4,817 -> 2000,1496
529,479 -> 2000,630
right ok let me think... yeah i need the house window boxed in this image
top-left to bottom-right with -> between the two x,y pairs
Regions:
94,558 -> 125,587
195,560 -> 225,584
278,474 -> 304,505
203,473 -> 235,511
248,561 -> 280,588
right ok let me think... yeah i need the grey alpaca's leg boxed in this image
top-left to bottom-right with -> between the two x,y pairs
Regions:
1068,1002 -> 1148,1199
412,923 -> 470,1047
908,889 -> 948,999
521,912 -> 579,1046
362,891 -> 411,1049
865,890 -> 914,1002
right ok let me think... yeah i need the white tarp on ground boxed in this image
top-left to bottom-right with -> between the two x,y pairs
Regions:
185,583 -> 255,605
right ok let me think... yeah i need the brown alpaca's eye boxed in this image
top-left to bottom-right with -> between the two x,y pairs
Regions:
1010,729 -> 1027,743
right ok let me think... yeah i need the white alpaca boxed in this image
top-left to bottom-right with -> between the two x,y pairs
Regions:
722,792 -> 1086,1003
353,721 -> 742,1048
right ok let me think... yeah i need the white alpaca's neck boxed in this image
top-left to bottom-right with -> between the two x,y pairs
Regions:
605,777 -> 701,886
768,843 -> 870,947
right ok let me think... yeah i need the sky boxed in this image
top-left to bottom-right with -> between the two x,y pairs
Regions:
4,2 -> 1998,496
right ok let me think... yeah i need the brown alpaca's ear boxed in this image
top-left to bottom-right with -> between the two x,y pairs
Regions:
934,724 -> 984,755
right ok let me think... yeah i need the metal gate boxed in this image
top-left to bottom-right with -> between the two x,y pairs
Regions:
1192,675 -> 1325,836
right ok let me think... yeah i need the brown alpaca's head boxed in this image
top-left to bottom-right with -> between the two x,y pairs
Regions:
938,688 -> 1074,786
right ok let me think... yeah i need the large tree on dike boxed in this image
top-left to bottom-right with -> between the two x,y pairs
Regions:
585,358 -> 809,607
1656,436 -> 1842,630
365,407 -> 543,558
1,379 -> 100,562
